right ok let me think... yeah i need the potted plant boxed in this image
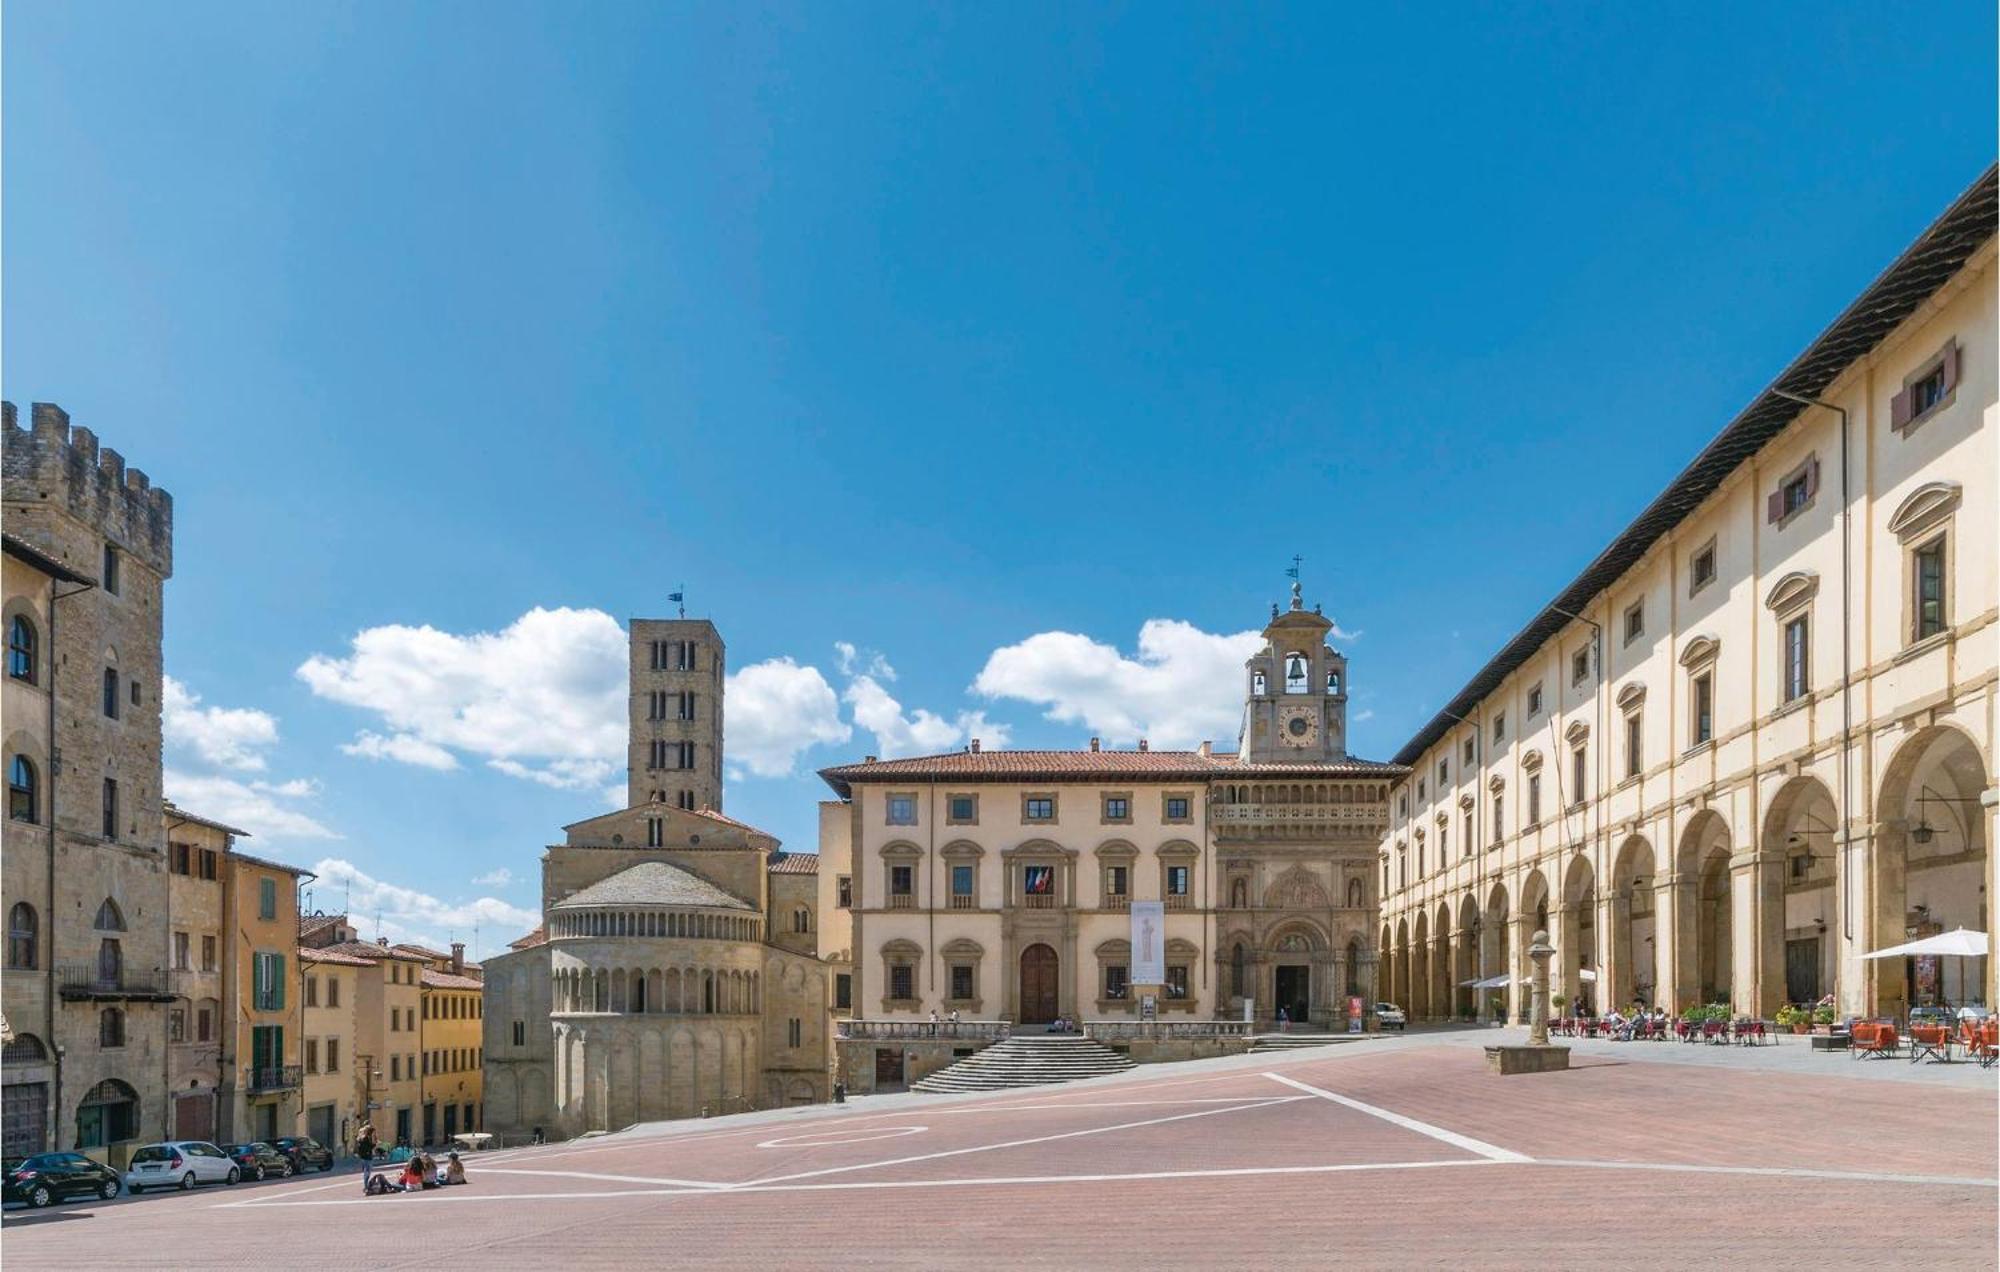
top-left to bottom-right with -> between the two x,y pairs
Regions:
1551,993 -> 1568,1018
1488,995 -> 1506,1025
1776,1004 -> 1809,1034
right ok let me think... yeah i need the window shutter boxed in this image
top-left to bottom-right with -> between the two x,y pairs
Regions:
1805,456 -> 1820,499
1889,387 -> 1912,430
1939,341 -> 1960,394
274,954 -> 285,1010
1766,488 -> 1784,523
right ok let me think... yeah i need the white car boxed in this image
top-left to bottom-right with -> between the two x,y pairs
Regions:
124,1142 -> 240,1193
1373,1002 -> 1407,1030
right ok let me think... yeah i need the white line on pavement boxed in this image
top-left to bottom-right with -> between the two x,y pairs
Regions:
478,1168 -> 729,1189
1532,1158 -> 2000,1189
1262,1072 -> 1532,1163
730,1095 -> 1312,1189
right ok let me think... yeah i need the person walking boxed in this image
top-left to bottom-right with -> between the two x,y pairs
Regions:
356,1121 -> 377,1193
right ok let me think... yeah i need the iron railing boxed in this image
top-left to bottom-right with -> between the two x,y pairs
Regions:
57,964 -> 173,1000
247,1065 -> 304,1092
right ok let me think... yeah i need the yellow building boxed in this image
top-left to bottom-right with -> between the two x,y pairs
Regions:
299,942 -> 369,1150
298,915 -> 425,1146
228,851 -> 310,1142
162,805 -> 236,1141
403,944 -> 483,1145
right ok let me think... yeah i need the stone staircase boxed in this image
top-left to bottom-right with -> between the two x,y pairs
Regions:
911,1033 -> 1137,1093
1248,1031 -> 1360,1054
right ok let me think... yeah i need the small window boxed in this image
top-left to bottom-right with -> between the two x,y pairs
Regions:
645,817 -> 663,847
1491,794 -> 1504,844
103,668 -> 120,719
1780,469 -> 1813,520
889,865 -> 914,896
1252,671 -> 1267,696
1783,615 -> 1810,703
129,679 -> 141,707
1024,796 -> 1054,822
1437,759 -> 1448,785
1164,796 -> 1190,822
1103,796 -> 1129,822
1165,865 -> 1190,896
1625,714 -> 1643,779
1527,774 -> 1541,827
1571,648 -> 1590,686
1283,652 -> 1309,693
9,755 -> 38,824
949,965 -> 973,1001
1623,601 -> 1644,645
7,616 -> 36,683
1913,537 -> 1946,642
788,1017 -> 804,1047
100,1008 -> 125,1048
1691,672 -> 1714,746
259,878 -> 278,921
1527,683 -> 1544,716
1416,779 -> 1425,801
1570,747 -> 1587,807
102,545 -> 121,595
836,876 -> 852,909
1691,541 -> 1717,594
835,973 -> 852,1010
1164,966 -> 1189,999
886,795 -> 916,825
1398,793 -> 1408,818
1492,711 -> 1506,745
169,1009 -> 187,1043
947,794 -> 976,823
1461,737 -> 1475,766
1790,855 -> 1812,882
101,778 -> 119,840
1909,362 -> 1947,418
7,902 -> 37,969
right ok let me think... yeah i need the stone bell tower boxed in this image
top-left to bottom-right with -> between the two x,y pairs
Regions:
1239,580 -> 1350,763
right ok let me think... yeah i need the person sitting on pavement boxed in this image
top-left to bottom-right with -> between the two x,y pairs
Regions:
442,1151 -> 467,1185
398,1156 -> 425,1192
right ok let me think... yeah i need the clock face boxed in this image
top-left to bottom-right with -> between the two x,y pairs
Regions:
1280,707 -> 1318,747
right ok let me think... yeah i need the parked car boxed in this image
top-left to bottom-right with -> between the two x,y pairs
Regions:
124,1142 -> 240,1193
270,1136 -> 334,1174
218,1142 -> 294,1181
1373,1002 -> 1407,1030
3,1152 -> 122,1207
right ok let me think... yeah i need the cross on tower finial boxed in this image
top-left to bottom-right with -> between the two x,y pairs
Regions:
1285,555 -> 1303,610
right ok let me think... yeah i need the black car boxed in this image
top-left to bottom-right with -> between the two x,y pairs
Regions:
3,1152 -> 121,1208
218,1142 -> 293,1181
270,1136 -> 334,1173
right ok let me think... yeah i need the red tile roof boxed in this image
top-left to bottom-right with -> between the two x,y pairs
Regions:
300,913 -> 347,939
767,852 -> 820,875
819,748 -> 1404,796
313,940 -> 429,963
300,946 -> 375,967
507,926 -> 547,950
420,969 -> 484,991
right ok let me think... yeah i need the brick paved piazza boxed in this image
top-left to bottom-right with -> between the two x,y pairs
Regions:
6,1031 -> 1994,1270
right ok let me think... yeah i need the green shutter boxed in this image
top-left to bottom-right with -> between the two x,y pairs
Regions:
273,954 -> 284,1010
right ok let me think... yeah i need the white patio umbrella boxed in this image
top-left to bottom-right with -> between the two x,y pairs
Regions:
1857,928 -> 1990,960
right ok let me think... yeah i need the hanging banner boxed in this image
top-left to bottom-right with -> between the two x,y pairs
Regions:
1131,900 -> 1166,983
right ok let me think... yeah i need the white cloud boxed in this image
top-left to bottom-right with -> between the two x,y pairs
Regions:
844,674 -> 1010,759
342,731 -> 460,771
299,607 -> 628,790
1353,708 -> 1376,723
973,619 -> 1265,749
833,641 -> 896,681
725,657 -> 851,777
310,857 -> 538,952
165,770 -> 340,841
471,867 -> 513,887
163,676 -> 279,772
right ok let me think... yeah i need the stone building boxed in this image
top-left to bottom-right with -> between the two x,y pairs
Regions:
816,591 -> 1401,1088
482,617 -> 832,1142
1379,167 -> 1997,1024
3,403 -> 176,1164
628,618 -> 724,812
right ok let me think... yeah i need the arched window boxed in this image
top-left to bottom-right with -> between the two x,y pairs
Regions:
1,1033 -> 47,1066
75,1078 -> 138,1148
8,755 -> 36,824
95,898 -> 125,931
7,615 -> 36,683
99,1007 -> 126,1048
103,667 -> 120,719
7,902 -> 37,970
1230,942 -> 1247,998
793,908 -> 811,934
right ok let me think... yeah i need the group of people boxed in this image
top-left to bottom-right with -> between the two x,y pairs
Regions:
1600,1006 -> 1670,1040
354,1122 -> 469,1196
924,1009 -> 964,1035
1046,1015 -> 1082,1034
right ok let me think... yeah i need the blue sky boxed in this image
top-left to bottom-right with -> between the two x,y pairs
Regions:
5,3 -> 1993,954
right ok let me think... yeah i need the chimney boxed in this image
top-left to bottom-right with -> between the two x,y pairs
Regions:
1089,737 -> 1100,752
1200,741 -> 1213,757
377,936 -> 389,947
1138,739 -> 1149,752
451,942 -> 465,975
864,755 -> 877,764
970,738 -> 981,753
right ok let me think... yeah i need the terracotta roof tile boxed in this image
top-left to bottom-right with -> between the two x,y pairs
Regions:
300,946 -> 375,967
300,913 -> 346,938
767,852 -> 820,875
818,748 -> 1405,796
420,969 -> 484,991
314,940 -> 429,963
551,861 -> 752,911
507,926 -> 547,950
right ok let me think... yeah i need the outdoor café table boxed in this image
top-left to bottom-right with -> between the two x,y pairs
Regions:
1909,1023 -> 1955,1064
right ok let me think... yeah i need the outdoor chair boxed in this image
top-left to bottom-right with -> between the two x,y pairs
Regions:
1736,1020 -> 1766,1046
1675,1020 -> 1694,1043
1968,1021 -> 1998,1069
1908,1023 -> 1952,1064
1700,1020 -> 1724,1044
1851,1021 -> 1901,1059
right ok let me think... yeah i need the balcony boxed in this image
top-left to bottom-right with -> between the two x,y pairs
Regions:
1104,894 -> 1130,911
948,894 -> 977,910
1164,894 -> 1191,912
57,965 -> 174,1002
247,1065 -> 304,1093
1019,893 -> 1058,910
887,893 -> 915,910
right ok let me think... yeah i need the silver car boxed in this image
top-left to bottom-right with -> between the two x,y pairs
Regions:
124,1142 -> 240,1193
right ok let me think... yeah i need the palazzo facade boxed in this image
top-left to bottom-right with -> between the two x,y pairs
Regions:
1379,167 -> 1998,1023
818,594 -> 1401,1037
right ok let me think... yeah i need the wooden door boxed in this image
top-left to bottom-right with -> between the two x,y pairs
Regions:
1019,944 -> 1059,1024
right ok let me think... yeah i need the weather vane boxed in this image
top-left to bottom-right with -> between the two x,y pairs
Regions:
669,584 -> 686,619
1285,555 -> 1303,609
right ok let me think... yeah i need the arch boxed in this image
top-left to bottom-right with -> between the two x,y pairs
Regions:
1018,943 -> 1059,1025
7,754 -> 37,824
75,1078 -> 139,1148
1761,775 -> 1841,1013
1674,809 -> 1734,1010
1764,570 -> 1819,613
2,1032 -> 48,1065
7,613 -> 37,683
7,900 -> 37,970
1609,835 -> 1658,1010
94,898 -> 126,931
1873,724 -> 1990,1018
1558,855 -> 1597,1012
1885,480 -> 1962,541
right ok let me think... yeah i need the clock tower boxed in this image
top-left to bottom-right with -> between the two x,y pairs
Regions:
1239,581 -> 1350,763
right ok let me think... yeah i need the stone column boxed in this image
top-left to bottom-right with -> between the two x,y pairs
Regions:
1528,929 -> 1554,1047
1506,915 -> 1526,1022
1650,876 -> 1678,1013
1554,902 -> 1581,1015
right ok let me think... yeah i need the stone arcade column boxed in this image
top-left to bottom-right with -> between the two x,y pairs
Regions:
1506,915 -> 1527,1023
1650,875 -> 1679,1014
